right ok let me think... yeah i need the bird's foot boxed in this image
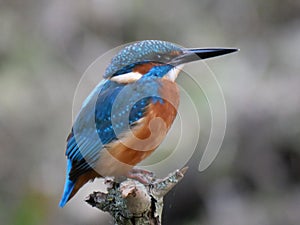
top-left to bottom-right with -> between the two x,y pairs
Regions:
127,168 -> 156,184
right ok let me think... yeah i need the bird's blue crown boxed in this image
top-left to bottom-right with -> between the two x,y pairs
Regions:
104,40 -> 183,78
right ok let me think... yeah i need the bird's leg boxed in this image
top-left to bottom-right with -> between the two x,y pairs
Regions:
127,168 -> 156,184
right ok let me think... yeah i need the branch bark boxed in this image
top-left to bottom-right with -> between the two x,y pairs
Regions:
85,167 -> 188,225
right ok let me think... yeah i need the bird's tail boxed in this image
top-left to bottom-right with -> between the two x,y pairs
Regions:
59,159 -> 75,207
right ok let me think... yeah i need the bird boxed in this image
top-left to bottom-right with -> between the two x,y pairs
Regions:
59,40 -> 237,207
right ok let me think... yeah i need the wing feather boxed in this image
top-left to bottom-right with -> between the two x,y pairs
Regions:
65,78 -> 162,180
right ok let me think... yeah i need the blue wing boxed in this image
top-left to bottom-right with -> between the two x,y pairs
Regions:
60,77 -> 163,207
66,77 -> 162,180
66,80 -> 123,180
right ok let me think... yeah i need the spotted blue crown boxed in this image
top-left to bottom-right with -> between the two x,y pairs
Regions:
104,40 -> 183,78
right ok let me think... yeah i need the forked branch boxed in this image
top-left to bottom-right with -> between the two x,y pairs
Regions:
86,167 -> 188,225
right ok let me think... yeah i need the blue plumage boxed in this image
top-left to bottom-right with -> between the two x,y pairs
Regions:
95,77 -> 164,141
144,64 -> 173,78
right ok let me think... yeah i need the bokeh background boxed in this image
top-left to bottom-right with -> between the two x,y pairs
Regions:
1,0 -> 300,224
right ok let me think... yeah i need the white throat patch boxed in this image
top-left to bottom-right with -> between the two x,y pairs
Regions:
164,65 -> 185,82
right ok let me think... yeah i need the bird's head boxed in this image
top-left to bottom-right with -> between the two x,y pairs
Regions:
104,40 -> 237,83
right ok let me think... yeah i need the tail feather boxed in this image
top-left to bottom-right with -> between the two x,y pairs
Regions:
59,178 -> 75,207
59,159 -> 75,207
59,160 -> 99,207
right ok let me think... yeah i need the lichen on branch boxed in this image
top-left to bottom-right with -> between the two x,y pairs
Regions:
86,167 -> 188,225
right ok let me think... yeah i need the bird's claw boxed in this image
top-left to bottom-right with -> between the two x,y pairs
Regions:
127,168 -> 156,184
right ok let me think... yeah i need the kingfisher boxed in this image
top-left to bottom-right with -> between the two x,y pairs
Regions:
59,40 -> 237,207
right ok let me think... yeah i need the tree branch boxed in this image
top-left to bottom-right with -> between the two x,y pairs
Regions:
85,167 -> 188,225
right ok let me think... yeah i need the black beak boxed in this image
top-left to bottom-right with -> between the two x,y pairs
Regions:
171,48 -> 238,66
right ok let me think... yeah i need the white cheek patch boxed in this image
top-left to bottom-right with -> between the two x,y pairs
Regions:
164,64 -> 185,82
110,65 -> 185,83
110,72 -> 143,84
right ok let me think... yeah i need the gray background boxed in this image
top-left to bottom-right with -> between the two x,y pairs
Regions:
1,0 -> 300,224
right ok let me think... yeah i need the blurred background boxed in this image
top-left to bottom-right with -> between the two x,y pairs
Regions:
1,0 -> 300,224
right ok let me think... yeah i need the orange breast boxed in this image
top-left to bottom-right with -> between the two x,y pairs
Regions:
96,79 -> 180,177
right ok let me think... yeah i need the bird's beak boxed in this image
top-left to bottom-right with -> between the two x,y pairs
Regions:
170,48 -> 238,66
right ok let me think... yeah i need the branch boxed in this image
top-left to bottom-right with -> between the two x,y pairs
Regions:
85,167 -> 188,225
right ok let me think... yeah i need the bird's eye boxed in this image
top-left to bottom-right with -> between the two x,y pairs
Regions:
155,54 -> 171,62
164,56 -> 171,61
